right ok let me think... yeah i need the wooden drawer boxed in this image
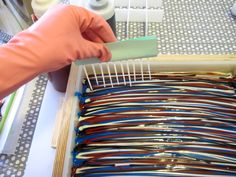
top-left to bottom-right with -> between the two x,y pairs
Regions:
52,55 -> 236,177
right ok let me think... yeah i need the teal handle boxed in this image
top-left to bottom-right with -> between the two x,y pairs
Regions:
75,35 -> 158,65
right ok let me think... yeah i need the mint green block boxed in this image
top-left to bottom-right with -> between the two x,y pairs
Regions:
76,35 -> 157,65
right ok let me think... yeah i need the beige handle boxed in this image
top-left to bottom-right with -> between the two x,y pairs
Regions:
51,98 -> 64,148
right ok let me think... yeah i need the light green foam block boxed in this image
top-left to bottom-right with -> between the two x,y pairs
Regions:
75,35 -> 158,65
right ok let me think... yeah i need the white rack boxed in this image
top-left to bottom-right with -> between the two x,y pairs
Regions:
114,0 -> 162,8
115,0 -> 164,36
114,0 -> 163,22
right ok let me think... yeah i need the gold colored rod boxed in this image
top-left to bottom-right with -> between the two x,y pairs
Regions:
149,55 -> 236,62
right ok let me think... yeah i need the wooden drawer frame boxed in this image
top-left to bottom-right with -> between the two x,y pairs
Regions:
52,55 -> 236,177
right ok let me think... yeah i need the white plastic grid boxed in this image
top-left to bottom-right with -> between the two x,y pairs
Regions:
114,0 -> 164,36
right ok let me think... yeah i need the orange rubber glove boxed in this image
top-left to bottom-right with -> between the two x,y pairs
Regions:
0,4 -> 116,99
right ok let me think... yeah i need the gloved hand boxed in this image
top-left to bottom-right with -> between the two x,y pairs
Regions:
0,4 -> 116,99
